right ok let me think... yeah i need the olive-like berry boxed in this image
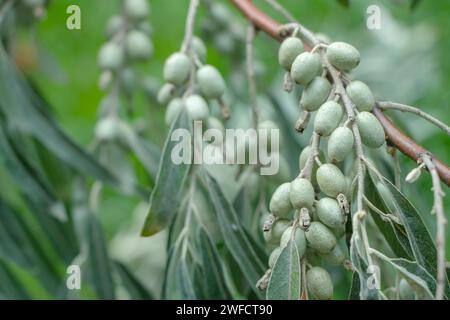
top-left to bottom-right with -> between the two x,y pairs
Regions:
327,126 -> 354,162
326,42 -> 360,71
124,0 -> 150,21
399,279 -> 415,300
95,117 -> 120,141
269,182 -> 293,218
106,16 -> 125,38
157,83 -> 176,105
185,95 -> 209,121
278,37 -> 304,71
192,36 -> 207,62
314,101 -> 343,137
290,52 -> 322,85
279,226 -> 307,258
356,111 -> 385,148
197,65 -> 226,99
268,247 -> 283,268
98,42 -> 124,71
125,30 -> 153,60
165,98 -> 183,126
300,77 -> 332,112
316,197 -> 344,229
289,178 -> 314,210
264,219 -> 290,245
321,244 -> 346,266
346,80 -> 375,112
331,224 -> 345,240
316,164 -> 347,198
305,222 -> 337,254
163,52 -> 191,86
306,267 -> 334,300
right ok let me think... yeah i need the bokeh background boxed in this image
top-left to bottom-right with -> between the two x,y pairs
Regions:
4,0 -> 450,298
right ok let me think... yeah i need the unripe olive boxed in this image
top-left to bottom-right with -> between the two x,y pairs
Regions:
185,95 -> 209,121
321,244 -> 345,266
264,219 -> 290,245
163,52 -> 191,86
125,30 -> 153,60
106,15 -> 125,38
268,247 -> 283,268
327,126 -> 354,162
316,163 -> 347,197
157,83 -> 176,105
95,117 -> 120,141
346,81 -> 375,112
314,101 -> 343,137
279,226 -> 307,258
197,65 -> 226,99
124,0 -> 150,21
326,42 -> 360,71
165,98 -> 183,126
192,36 -> 207,62
278,37 -> 304,71
289,178 -> 314,210
306,267 -> 333,300
356,111 -> 385,148
290,52 -> 322,85
331,224 -> 345,239
300,76 -> 332,111
399,279 -> 415,300
316,197 -> 344,229
305,222 -> 337,254
269,182 -> 293,218
306,248 -> 322,266
98,42 -> 124,71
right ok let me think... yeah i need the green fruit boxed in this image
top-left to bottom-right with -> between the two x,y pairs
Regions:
290,52 -> 322,85
300,77 -> 332,111
306,267 -> 333,300
125,30 -> 153,60
289,178 -> 314,210
197,65 -> 226,99
269,182 -> 293,218
356,111 -> 385,148
192,36 -> 207,62
331,224 -> 346,239
346,81 -> 375,112
106,15 -> 125,38
305,222 -> 337,254
185,95 -> 209,121
124,0 -> 150,21
316,197 -> 344,229
305,248 -> 322,266
268,247 -> 283,268
279,226 -> 307,258
98,42 -> 124,71
165,98 -> 183,126
157,83 -> 176,105
316,163 -> 347,197
278,37 -> 304,71
399,279 -> 415,300
327,126 -> 354,162
264,219 -> 290,245
321,244 -> 345,266
314,101 -> 343,137
163,52 -> 191,86
326,42 -> 360,71
95,117 -> 120,141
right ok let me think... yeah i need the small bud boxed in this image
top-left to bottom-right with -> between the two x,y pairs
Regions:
405,167 -> 422,183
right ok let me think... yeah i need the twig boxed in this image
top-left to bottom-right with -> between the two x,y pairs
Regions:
181,0 -> 200,53
421,153 -> 447,300
378,101 -> 450,136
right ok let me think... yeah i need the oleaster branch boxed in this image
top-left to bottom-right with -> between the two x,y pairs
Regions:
230,0 -> 450,187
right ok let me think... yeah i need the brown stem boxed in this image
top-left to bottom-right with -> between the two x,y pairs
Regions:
231,0 -> 450,187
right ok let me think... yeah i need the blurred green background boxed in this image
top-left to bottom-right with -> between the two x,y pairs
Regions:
14,0 -> 450,296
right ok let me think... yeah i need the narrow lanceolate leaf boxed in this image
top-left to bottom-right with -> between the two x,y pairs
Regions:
197,228 -> 232,299
381,178 -> 450,296
176,261 -> 197,300
141,110 -> 192,236
202,171 -> 266,297
370,250 -> 437,299
266,241 -> 301,300
114,261 -> 153,300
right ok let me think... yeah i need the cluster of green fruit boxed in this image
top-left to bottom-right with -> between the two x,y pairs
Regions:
262,36 -> 388,299
158,37 -> 227,130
